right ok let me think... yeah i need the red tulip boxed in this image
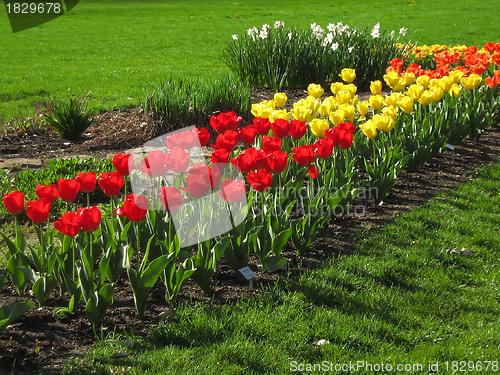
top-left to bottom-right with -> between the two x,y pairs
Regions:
255,149 -> 271,171
98,172 -> 124,197
160,187 -> 184,212
271,119 -> 289,139
289,120 -> 307,140
54,212 -> 81,237
194,127 -> 211,147
58,178 -> 81,203
253,117 -> 271,135
3,191 -> 24,214
170,146 -> 190,173
167,130 -> 196,150
238,125 -> 257,145
216,130 -> 238,152
181,164 -> 220,198
177,129 -> 196,149
231,151 -> 255,173
325,121 -> 356,149
137,150 -> 171,177
308,164 -> 318,179
246,169 -> 273,193
267,151 -> 288,173
114,194 -> 149,222
112,153 -> 134,176
210,111 -> 242,134
470,63 -> 488,75
262,136 -> 282,153
26,197 -> 51,224
76,172 -> 97,193
313,138 -> 334,158
77,206 -> 102,232
211,148 -> 230,165
217,179 -> 247,202
35,184 -> 59,204
292,145 -> 315,167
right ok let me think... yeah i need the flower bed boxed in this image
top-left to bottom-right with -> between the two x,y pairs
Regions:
1,40 -> 500,333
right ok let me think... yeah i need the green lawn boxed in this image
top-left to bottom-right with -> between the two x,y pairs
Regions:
1,0 -> 500,122
57,161 -> 500,374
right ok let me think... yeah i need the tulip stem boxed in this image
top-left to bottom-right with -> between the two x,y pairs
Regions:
87,193 -> 90,208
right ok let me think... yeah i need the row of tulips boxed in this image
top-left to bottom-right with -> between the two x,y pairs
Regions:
1,58 -> 499,328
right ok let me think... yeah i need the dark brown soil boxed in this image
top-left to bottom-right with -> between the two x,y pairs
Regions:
1,88 -> 500,374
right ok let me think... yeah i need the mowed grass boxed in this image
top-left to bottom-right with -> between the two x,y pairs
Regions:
1,0 -> 500,122
59,162 -> 500,375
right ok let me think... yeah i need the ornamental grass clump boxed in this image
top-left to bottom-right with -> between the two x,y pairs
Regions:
43,96 -> 93,140
222,21 -> 412,90
144,74 -> 251,133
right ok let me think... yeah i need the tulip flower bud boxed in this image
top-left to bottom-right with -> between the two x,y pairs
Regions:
306,83 -> 324,99
330,82 -> 344,95
357,101 -> 369,116
339,68 -> 356,83
449,84 -> 462,99
370,80 -> 382,95
309,118 -> 330,138
273,92 -> 287,108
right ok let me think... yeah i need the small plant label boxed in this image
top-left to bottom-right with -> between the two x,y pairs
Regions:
445,143 -> 455,150
239,266 -> 256,280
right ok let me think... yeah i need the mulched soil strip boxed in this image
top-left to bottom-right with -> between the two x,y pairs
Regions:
0,89 -> 499,373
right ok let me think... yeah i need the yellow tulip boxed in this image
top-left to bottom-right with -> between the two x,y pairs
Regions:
385,93 -> 403,107
330,82 -> 344,95
345,83 -> 358,97
416,75 -> 430,89
430,86 -> 444,102
373,114 -> 393,132
251,103 -> 274,118
397,96 -> 414,114
471,73 -> 483,87
439,76 -> 453,92
291,105 -> 314,122
449,83 -> 462,99
302,96 -> 322,113
383,71 -> 401,89
329,110 -> 345,125
359,120 -> 378,139
369,95 -> 384,110
273,92 -> 288,108
429,78 -> 441,88
407,84 -> 424,100
404,72 -> 416,86
418,90 -> 434,106
269,109 -> 292,122
309,118 -> 330,138
393,78 -> 406,92
449,70 -> 464,84
336,90 -> 352,105
339,68 -> 356,83
357,101 -> 369,116
460,76 -> 475,90
318,97 -> 336,117
370,80 -> 383,95
341,105 -> 357,121
306,83 -> 324,98
382,105 -> 398,120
